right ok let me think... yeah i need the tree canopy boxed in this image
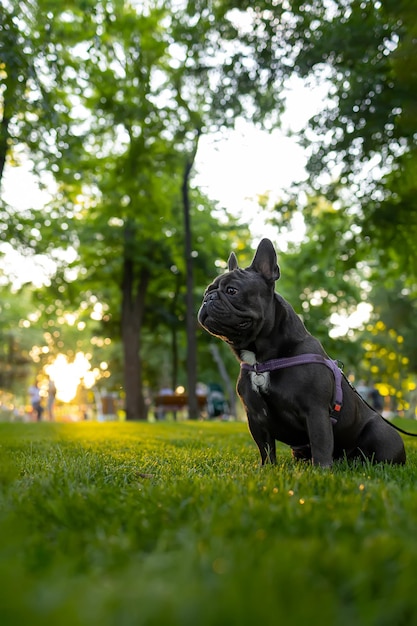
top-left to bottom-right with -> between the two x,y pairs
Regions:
246,0 -> 417,272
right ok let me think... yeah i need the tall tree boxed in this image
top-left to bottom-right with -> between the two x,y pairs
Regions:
182,130 -> 201,419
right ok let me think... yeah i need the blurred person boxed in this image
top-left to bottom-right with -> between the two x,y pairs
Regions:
28,380 -> 43,421
47,377 -> 57,420
369,384 -> 384,413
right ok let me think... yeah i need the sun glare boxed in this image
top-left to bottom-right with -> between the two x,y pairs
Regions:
45,352 -> 100,402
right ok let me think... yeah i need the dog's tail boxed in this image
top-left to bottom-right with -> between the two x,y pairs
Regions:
343,372 -> 417,438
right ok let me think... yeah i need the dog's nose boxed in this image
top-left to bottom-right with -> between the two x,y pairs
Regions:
206,291 -> 218,302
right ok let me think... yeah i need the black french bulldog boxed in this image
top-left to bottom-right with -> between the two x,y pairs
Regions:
198,238 -> 406,467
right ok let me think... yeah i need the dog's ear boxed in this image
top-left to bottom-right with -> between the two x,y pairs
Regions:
228,251 -> 238,271
250,238 -> 280,282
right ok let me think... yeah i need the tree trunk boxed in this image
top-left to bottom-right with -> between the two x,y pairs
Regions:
0,93 -> 11,187
0,113 -> 10,188
209,343 -> 237,418
121,224 -> 150,420
170,272 -> 181,391
182,129 -> 201,419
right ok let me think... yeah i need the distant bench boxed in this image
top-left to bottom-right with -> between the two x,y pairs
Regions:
154,394 -> 207,420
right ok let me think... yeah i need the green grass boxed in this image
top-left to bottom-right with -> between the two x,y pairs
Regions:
1,420 -> 417,625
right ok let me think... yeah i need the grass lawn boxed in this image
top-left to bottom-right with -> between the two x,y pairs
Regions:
1,419 -> 417,626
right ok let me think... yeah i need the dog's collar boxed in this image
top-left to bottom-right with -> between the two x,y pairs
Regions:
240,354 -> 343,422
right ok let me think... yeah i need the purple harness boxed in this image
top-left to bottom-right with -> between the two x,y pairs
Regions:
240,353 -> 343,422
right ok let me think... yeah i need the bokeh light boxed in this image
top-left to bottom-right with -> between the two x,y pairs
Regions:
45,352 -> 100,402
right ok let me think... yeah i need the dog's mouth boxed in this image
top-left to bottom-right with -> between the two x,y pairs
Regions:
198,299 -> 255,344
205,316 -> 253,336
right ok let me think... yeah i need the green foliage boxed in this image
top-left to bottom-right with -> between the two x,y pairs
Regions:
0,286 -> 42,394
358,280 -> 417,410
1,421 -> 417,625
222,0 -> 417,308
245,0 -> 417,181
360,320 -> 413,411
369,281 -> 417,374
258,0 -> 417,273
272,196 -> 367,364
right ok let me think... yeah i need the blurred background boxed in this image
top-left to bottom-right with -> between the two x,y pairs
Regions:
1,0 -> 416,422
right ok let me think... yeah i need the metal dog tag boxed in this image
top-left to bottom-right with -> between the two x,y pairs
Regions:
252,373 -> 266,387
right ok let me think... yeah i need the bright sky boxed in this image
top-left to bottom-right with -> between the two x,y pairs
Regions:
194,121 -> 307,244
194,79 -> 320,243
195,120 -> 307,213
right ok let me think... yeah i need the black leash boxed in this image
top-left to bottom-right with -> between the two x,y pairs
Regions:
342,371 -> 417,438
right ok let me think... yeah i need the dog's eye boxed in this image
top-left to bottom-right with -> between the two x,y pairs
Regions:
226,286 -> 237,296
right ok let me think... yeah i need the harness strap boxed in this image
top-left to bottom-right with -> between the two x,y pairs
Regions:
240,353 -> 343,422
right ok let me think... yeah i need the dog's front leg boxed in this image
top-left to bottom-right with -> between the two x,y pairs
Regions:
306,412 -> 334,467
247,416 -> 277,465
238,377 -> 277,465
